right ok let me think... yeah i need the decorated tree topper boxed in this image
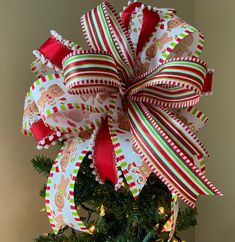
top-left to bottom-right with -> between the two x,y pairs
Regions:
22,1 -> 222,241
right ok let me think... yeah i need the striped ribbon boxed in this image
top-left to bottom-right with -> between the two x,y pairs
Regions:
127,57 -> 207,108
147,105 -> 208,159
63,50 -> 121,95
128,101 -> 222,207
56,6 -> 222,209
81,1 -> 135,83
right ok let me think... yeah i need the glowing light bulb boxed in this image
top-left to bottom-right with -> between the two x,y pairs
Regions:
89,225 -> 96,233
158,207 -> 165,215
100,205 -> 105,217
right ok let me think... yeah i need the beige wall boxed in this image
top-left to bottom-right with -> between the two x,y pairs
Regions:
0,1 -> 196,241
195,1 -> 235,241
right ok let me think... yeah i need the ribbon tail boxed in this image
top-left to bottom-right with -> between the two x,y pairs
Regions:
45,136 -> 92,234
147,104 -> 209,174
162,194 -> 179,242
108,94 -> 152,196
168,105 -> 210,173
129,102 -> 222,208
93,118 -> 119,185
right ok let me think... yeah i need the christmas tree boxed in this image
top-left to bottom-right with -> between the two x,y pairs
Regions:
32,153 -> 197,242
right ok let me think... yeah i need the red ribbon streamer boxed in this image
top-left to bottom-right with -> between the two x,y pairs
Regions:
94,119 -> 118,184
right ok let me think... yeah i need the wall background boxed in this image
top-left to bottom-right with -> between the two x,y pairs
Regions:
0,0 -> 231,242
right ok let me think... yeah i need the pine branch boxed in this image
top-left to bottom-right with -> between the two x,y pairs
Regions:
33,156 -> 198,241
176,207 -> 198,232
39,185 -> 46,198
31,156 -> 53,178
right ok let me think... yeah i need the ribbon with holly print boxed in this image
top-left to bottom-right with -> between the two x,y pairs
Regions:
22,1 -> 222,238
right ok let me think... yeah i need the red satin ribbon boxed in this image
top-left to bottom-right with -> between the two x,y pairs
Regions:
30,119 -> 56,143
137,8 -> 160,55
38,37 -> 73,69
122,2 -> 142,30
203,71 -> 213,93
122,2 -> 160,55
94,118 -> 118,184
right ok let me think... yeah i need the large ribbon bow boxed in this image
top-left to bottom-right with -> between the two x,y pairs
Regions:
22,1 -> 222,238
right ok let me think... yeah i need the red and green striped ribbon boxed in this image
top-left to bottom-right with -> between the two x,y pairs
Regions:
150,106 -> 208,175
63,50 -> 121,95
147,105 -> 208,174
128,57 -> 207,108
80,1 -> 135,83
128,101 -> 222,207
147,105 -> 208,158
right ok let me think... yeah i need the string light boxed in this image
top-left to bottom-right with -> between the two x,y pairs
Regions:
158,206 -> 165,215
172,239 -> 178,242
100,205 -> 105,217
89,225 -> 96,233
40,208 -> 46,212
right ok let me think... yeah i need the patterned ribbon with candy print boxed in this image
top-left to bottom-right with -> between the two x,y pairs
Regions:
22,1 -> 222,239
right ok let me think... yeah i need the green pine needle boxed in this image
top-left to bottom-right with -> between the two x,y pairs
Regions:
33,154 -> 197,242
31,156 -> 54,178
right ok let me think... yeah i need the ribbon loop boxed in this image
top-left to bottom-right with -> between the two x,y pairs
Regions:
46,136 -> 92,234
24,73 -> 109,149
127,57 -> 207,108
63,50 -> 121,95
33,30 -> 81,72
81,1 -> 135,83
137,8 -> 204,75
122,2 -> 161,56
